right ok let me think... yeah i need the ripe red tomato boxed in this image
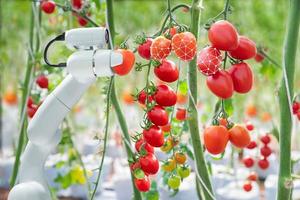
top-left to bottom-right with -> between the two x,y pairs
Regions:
113,49 -> 135,76
153,85 -> 177,107
293,102 -> 300,114
161,123 -> 171,132
258,158 -> 269,170
228,62 -> 253,94
36,75 -> 49,89
71,0 -> 83,10
229,36 -> 257,60
171,32 -> 197,61
206,70 -> 234,99
138,38 -> 153,60
243,156 -> 254,168
41,1 -> 56,14
197,46 -> 222,76
260,145 -> 272,157
246,141 -> 257,149
154,60 -> 179,83
134,176 -> 151,192
77,16 -> 88,26
164,27 -> 178,38
150,36 -> 171,60
229,125 -> 251,148
247,172 -> 257,181
204,125 -> 229,155
246,122 -> 254,131
27,105 -> 38,118
137,90 -> 153,105
208,20 -> 239,51
147,105 -> 168,126
143,125 -> 164,147
135,138 -> 154,153
243,181 -> 252,192
139,153 -> 159,175
176,108 -> 187,121
27,96 -> 34,108
254,53 -> 264,62
260,134 -> 271,144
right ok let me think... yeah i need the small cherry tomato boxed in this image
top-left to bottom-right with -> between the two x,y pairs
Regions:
160,139 -> 173,152
247,172 -> 258,181
139,153 -> 159,175
246,141 -> 257,149
27,105 -> 38,118
177,166 -> 191,179
137,90 -> 153,105
204,125 -> 229,155
143,125 -> 164,147
243,156 -> 254,168
206,70 -> 234,99
229,36 -> 257,60
153,85 -> 177,107
260,134 -> 271,145
138,38 -> 153,60
3,90 -> 18,106
71,0 -> 83,10
134,176 -> 151,192
36,75 -> 49,89
176,108 -> 187,121
147,105 -> 169,126
246,122 -> 254,131
254,53 -> 264,62
135,138 -> 154,154
229,125 -> 251,148
113,49 -> 135,76
293,101 -> 300,114
27,96 -> 34,108
168,175 -> 181,190
243,181 -> 252,192
171,32 -> 197,61
150,36 -> 172,60
245,104 -> 257,117
208,20 -> 239,51
228,62 -> 253,94
164,27 -> 178,38
174,152 -> 187,164
258,158 -> 269,170
197,46 -> 222,76
41,1 -> 56,14
154,60 -> 179,83
260,145 -> 272,157
162,159 -> 176,172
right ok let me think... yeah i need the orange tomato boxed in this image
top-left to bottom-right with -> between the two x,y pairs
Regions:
3,90 -> 18,105
161,123 -> 171,132
171,32 -> 197,61
174,152 -> 187,164
113,49 -> 135,76
122,91 -> 134,105
245,104 -> 257,117
229,125 -> 251,148
150,36 -> 171,60
204,125 -> 229,155
261,112 -> 272,122
177,92 -> 187,104
218,118 -> 227,127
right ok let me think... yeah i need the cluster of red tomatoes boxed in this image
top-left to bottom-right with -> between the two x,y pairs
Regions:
242,134 -> 272,191
292,101 -> 300,121
40,0 -> 90,27
197,20 -> 255,99
27,75 -> 49,118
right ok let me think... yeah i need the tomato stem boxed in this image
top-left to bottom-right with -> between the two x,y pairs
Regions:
277,0 -> 300,199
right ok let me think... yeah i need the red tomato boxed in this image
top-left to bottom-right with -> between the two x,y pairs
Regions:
246,141 -> 257,149
206,70 -> 234,99
161,123 -> 171,132
197,46 -> 222,76
204,125 -> 229,155
164,27 -> 178,38
228,62 -> 253,94
150,36 -> 171,60
77,16 -> 88,26
246,122 -> 254,131
137,90 -> 153,105
208,20 -> 239,51
243,156 -> 254,168
154,60 -> 179,83
260,134 -> 271,145
243,181 -> 252,192
247,172 -> 257,181
258,158 -> 269,170
171,32 -> 197,61
219,118 -> 228,127
130,162 -> 141,172
27,96 -> 34,108
138,38 -> 152,60
176,92 -> 187,104
260,145 -> 272,157
254,53 -> 264,62
36,75 -> 49,89
147,105 -> 169,126
41,1 -> 56,14
176,108 -> 187,121
229,36 -> 257,60
134,176 -> 151,192
143,125 -> 164,147
135,138 -> 154,153
293,102 -> 300,114
113,49 -> 135,76
71,0 -> 83,10
153,85 -> 177,107
229,125 -> 251,148
27,105 -> 38,118
139,153 -> 159,175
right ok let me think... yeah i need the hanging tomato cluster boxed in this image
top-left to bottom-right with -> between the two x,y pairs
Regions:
26,74 -> 49,118
292,100 -> 300,121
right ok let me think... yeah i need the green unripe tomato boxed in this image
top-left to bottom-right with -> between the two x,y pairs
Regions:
177,166 -> 191,179
168,175 -> 181,189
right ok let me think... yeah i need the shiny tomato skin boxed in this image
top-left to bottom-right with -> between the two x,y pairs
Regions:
208,20 -> 239,51
171,32 -> 197,61
254,53 -> 264,62
260,134 -> 271,144
138,38 -> 153,60
228,62 -> 253,94
204,125 -> 229,155
229,125 -> 251,148
246,141 -> 257,149
153,85 -> 177,107
147,105 -> 169,126
41,1 -> 56,14
206,70 -> 234,99
113,49 -> 135,76
135,138 -> 154,153
176,108 -> 187,121
154,60 -> 179,83
36,75 -> 49,89
243,156 -> 254,168
260,145 -> 272,157
134,176 -> 151,192
197,46 -> 222,76
243,181 -> 252,192
229,36 -> 257,60
150,36 -> 172,60
137,90 -> 153,105
71,0 -> 83,9
258,158 -> 269,170
139,153 -> 159,175
143,125 -> 164,147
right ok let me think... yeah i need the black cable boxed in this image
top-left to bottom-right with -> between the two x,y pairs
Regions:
43,32 -> 66,67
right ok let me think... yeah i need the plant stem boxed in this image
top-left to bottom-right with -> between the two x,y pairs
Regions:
188,0 -> 214,199
10,2 -> 41,187
277,0 -> 300,199
106,0 -> 142,199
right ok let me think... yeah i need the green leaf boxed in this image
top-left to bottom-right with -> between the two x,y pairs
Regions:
259,60 -> 278,79
178,80 -> 188,95
92,0 -> 101,10
224,99 -> 234,117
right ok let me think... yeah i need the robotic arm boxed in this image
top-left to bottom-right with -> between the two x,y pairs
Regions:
8,28 -> 122,200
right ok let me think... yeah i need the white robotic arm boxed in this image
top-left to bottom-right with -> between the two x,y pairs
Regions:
8,28 -> 123,200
